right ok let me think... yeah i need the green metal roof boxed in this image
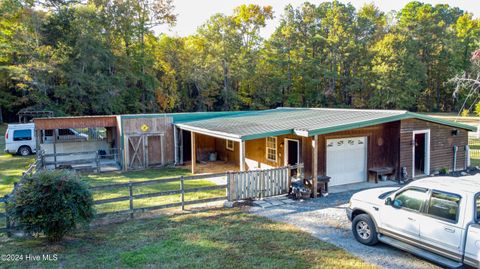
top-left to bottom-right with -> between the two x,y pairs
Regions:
175,108 -> 477,141
120,111 -> 249,123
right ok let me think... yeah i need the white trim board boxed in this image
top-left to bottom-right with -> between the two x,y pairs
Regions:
284,138 -> 300,166
412,129 -> 431,178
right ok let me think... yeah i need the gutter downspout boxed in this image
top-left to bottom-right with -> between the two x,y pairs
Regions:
453,145 -> 458,172
465,145 -> 470,170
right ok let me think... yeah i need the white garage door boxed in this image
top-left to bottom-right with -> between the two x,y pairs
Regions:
326,136 -> 367,186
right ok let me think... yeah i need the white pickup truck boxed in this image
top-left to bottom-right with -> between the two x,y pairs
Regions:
347,176 -> 480,269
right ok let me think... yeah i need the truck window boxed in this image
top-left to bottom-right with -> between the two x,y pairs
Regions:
395,188 -> 428,212
476,195 -> 480,223
426,191 -> 461,222
44,130 -> 53,136
59,129 -> 75,136
13,129 -> 32,141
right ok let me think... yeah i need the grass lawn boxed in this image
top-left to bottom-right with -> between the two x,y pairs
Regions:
0,129 -> 372,268
0,208 -> 374,269
0,124 -> 35,197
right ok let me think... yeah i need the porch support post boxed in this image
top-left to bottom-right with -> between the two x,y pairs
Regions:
53,129 -> 58,169
191,131 -> 196,174
173,126 -> 179,165
239,140 -> 246,171
35,130 -> 41,154
312,135 -> 318,198
179,129 -> 184,164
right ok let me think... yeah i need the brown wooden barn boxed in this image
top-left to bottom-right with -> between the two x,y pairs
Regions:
33,108 -> 476,195
175,108 -> 476,194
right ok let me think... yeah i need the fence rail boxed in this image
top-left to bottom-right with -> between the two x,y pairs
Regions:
42,148 -> 120,172
90,173 -> 229,217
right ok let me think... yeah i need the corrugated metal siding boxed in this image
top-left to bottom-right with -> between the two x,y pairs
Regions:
34,116 -> 118,129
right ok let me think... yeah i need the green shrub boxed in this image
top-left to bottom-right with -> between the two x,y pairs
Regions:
475,102 -> 480,116
7,170 -> 95,242
439,167 -> 448,175
461,108 -> 470,117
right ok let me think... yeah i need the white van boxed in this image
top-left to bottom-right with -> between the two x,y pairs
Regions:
5,123 -> 88,156
4,123 -> 36,156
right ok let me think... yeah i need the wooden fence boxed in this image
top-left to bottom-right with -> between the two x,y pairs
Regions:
469,137 -> 480,163
1,164 -> 303,234
91,172 -> 228,218
228,164 -> 303,201
42,148 -> 120,172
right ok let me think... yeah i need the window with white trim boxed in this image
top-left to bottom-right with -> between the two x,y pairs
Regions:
226,140 -> 234,151
266,137 -> 277,162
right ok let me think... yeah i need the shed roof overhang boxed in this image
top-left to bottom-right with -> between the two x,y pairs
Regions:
34,116 -> 118,130
175,123 -> 244,142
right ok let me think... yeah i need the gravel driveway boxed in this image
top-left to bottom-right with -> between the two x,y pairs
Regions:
249,190 -> 441,269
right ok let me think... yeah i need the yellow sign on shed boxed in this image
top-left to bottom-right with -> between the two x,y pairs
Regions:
140,124 -> 150,132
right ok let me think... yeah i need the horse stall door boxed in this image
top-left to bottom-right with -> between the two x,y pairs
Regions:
147,135 -> 163,167
128,135 -> 145,169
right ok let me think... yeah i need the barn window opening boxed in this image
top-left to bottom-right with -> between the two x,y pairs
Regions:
226,140 -> 234,151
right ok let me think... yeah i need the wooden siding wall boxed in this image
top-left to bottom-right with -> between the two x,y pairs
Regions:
399,119 -> 468,178
122,116 -> 174,165
194,133 -> 305,171
245,134 -> 303,170
313,122 -> 401,180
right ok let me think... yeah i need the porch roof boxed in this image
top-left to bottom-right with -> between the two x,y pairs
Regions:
175,107 -> 477,141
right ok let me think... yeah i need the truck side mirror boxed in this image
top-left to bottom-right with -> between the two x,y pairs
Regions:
385,197 -> 392,205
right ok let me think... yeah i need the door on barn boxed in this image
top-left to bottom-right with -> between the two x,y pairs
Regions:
127,135 -> 146,169
127,134 -> 164,169
147,135 -> 164,167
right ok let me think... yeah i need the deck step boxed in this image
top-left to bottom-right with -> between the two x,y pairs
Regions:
378,234 -> 463,269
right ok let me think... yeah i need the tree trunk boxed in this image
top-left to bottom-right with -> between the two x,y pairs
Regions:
222,59 -> 229,109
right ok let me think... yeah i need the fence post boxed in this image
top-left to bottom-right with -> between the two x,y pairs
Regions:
287,166 -> 292,193
226,172 -> 231,202
180,176 -> 185,210
4,198 -> 10,237
129,182 -> 134,219
259,170 -> 264,199
96,152 -> 100,173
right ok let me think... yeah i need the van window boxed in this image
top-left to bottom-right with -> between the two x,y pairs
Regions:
395,188 -> 428,212
427,191 -> 461,222
13,129 -> 32,141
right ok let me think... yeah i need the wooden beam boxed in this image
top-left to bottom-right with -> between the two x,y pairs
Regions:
239,140 -> 246,171
173,126 -> 179,165
312,135 -> 318,198
179,129 -> 184,164
53,129 -> 58,169
191,132 -> 196,174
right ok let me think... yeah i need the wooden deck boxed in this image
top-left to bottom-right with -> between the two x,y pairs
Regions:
179,161 -> 239,174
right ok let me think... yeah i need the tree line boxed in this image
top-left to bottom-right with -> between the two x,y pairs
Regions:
1,0 -> 479,121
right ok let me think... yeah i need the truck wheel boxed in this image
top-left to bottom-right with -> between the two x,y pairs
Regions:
18,146 -> 32,156
352,214 -> 378,246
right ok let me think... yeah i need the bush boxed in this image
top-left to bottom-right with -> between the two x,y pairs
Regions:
461,108 -> 470,117
7,170 -> 95,242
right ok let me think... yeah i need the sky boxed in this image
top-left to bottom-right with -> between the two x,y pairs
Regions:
155,0 -> 480,38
